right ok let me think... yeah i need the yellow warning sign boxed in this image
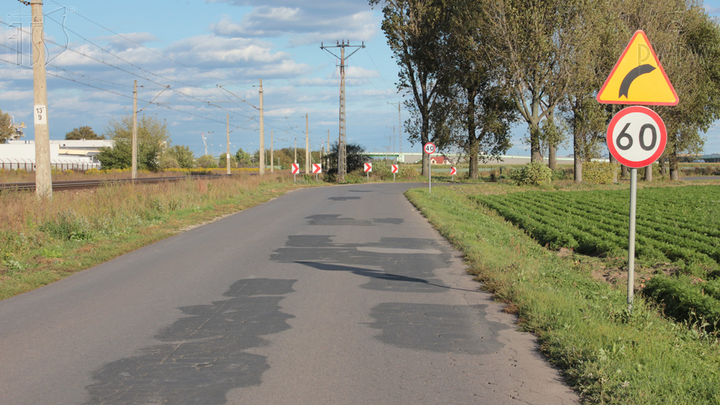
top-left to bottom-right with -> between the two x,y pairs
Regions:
597,30 -> 678,106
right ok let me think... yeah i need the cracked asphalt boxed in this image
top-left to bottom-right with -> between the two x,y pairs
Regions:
0,183 -> 578,404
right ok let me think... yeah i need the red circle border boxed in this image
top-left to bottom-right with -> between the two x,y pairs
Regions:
606,106 -> 667,169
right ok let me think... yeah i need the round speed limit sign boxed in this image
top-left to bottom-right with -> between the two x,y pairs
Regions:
607,106 -> 667,168
424,142 -> 436,155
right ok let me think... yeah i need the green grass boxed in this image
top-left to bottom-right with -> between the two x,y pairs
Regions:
406,184 -> 720,404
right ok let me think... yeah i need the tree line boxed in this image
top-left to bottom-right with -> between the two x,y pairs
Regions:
372,0 -> 720,181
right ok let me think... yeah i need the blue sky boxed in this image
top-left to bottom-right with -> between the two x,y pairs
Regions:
1,0 -> 720,159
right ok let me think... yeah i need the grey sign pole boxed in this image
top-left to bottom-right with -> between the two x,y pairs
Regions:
627,168 -> 638,313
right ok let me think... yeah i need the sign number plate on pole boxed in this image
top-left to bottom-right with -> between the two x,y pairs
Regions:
424,142 -> 435,193
607,106 -> 667,313
607,106 -> 666,169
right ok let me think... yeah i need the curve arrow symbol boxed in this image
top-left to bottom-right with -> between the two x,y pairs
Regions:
619,64 -> 656,98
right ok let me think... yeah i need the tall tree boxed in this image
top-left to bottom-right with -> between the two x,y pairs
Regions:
371,0 -> 449,176
482,0 -> 581,163
97,114 -> 170,171
565,0 -> 622,182
326,142 -> 370,174
65,126 -> 104,140
433,0 -> 517,180
167,145 -> 195,169
0,110 -> 14,144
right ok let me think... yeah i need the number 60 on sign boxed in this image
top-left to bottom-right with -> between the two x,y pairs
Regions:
607,106 -> 667,169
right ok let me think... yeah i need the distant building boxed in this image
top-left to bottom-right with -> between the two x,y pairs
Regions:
0,139 -> 113,171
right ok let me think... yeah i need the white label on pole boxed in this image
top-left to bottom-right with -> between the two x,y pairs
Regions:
34,105 -> 47,125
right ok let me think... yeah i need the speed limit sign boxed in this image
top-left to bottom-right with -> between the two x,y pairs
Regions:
607,106 -> 667,168
424,142 -> 436,155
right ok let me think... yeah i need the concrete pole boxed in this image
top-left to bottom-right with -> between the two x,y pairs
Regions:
226,114 -> 230,175
270,129 -> 274,173
305,113 -> 310,174
31,0 -> 52,199
259,79 -> 265,175
132,80 -> 138,179
294,138 -> 297,164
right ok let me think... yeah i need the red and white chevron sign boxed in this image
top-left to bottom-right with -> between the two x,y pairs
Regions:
364,163 -> 372,173
291,163 -> 300,174
450,167 -> 457,176
391,164 -> 398,174
312,163 -> 322,174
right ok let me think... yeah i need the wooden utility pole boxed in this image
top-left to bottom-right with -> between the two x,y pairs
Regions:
270,129 -> 274,173
305,113 -> 310,174
321,41 -> 365,182
132,80 -> 138,179
31,0 -> 51,199
226,114 -> 230,175
327,129 -> 330,171
259,79 -> 265,175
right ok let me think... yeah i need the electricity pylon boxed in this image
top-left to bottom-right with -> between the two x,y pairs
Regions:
320,40 -> 365,183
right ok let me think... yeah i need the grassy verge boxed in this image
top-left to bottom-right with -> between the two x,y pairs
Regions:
406,185 -> 720,404
0,173 -> 316,300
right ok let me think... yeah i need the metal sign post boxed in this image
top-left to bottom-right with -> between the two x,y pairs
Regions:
424,143 -> 436,194
628,168 -> 638,312
606,106 -> 667,313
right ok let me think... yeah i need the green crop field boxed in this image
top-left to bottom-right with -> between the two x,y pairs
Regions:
472,185 -> 720,330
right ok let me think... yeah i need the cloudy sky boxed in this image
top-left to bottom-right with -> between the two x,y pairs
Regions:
2,0 -> 720,158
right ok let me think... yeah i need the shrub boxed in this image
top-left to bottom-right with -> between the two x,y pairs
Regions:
583,162 -> 616,184
371,160 -> 393,180
508,162 -> 552,186
643,275 -> 720,332
399,165 -> 420,180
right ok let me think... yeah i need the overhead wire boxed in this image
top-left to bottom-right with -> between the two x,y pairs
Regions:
47,0 -> 255,91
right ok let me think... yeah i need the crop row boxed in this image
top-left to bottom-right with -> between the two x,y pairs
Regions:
472,186 -> 720,275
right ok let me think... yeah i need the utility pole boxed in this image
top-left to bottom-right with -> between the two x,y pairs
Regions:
270,129 -> 274,173
31,0 -> 51,199
259,79 -> 265,175
132,80 -> 138,179
294,138 -> 297,164
305,113 -> 310,174
327,129 -> 330,171
226,114 -> 230,175
388,101 -> 402,161
321,40 -> 365,182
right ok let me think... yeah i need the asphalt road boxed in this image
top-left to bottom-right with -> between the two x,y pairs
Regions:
0,183 -> 578,405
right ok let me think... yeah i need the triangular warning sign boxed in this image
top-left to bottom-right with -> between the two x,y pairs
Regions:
597,30 -> 678,106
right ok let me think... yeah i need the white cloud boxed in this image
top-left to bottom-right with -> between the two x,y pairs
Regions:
210,9 -> 378,46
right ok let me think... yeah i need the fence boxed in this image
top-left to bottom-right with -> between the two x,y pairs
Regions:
0,159 -> 101,172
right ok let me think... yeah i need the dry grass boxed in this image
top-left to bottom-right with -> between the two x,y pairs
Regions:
0,171 -> 306,298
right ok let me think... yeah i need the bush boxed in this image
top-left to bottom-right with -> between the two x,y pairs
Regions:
583,162 -> 616,184
643,275 -> 720,332
508,162 -> 552,186
371,160 -> 393,180
399,165 -> 420,180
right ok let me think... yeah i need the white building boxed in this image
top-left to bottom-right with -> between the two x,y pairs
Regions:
0,139 -> 113,171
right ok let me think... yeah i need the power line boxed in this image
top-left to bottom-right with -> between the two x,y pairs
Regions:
47,0 -> 254,91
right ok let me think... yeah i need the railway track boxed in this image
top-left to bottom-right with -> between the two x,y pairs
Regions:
0,174 -> 228,192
